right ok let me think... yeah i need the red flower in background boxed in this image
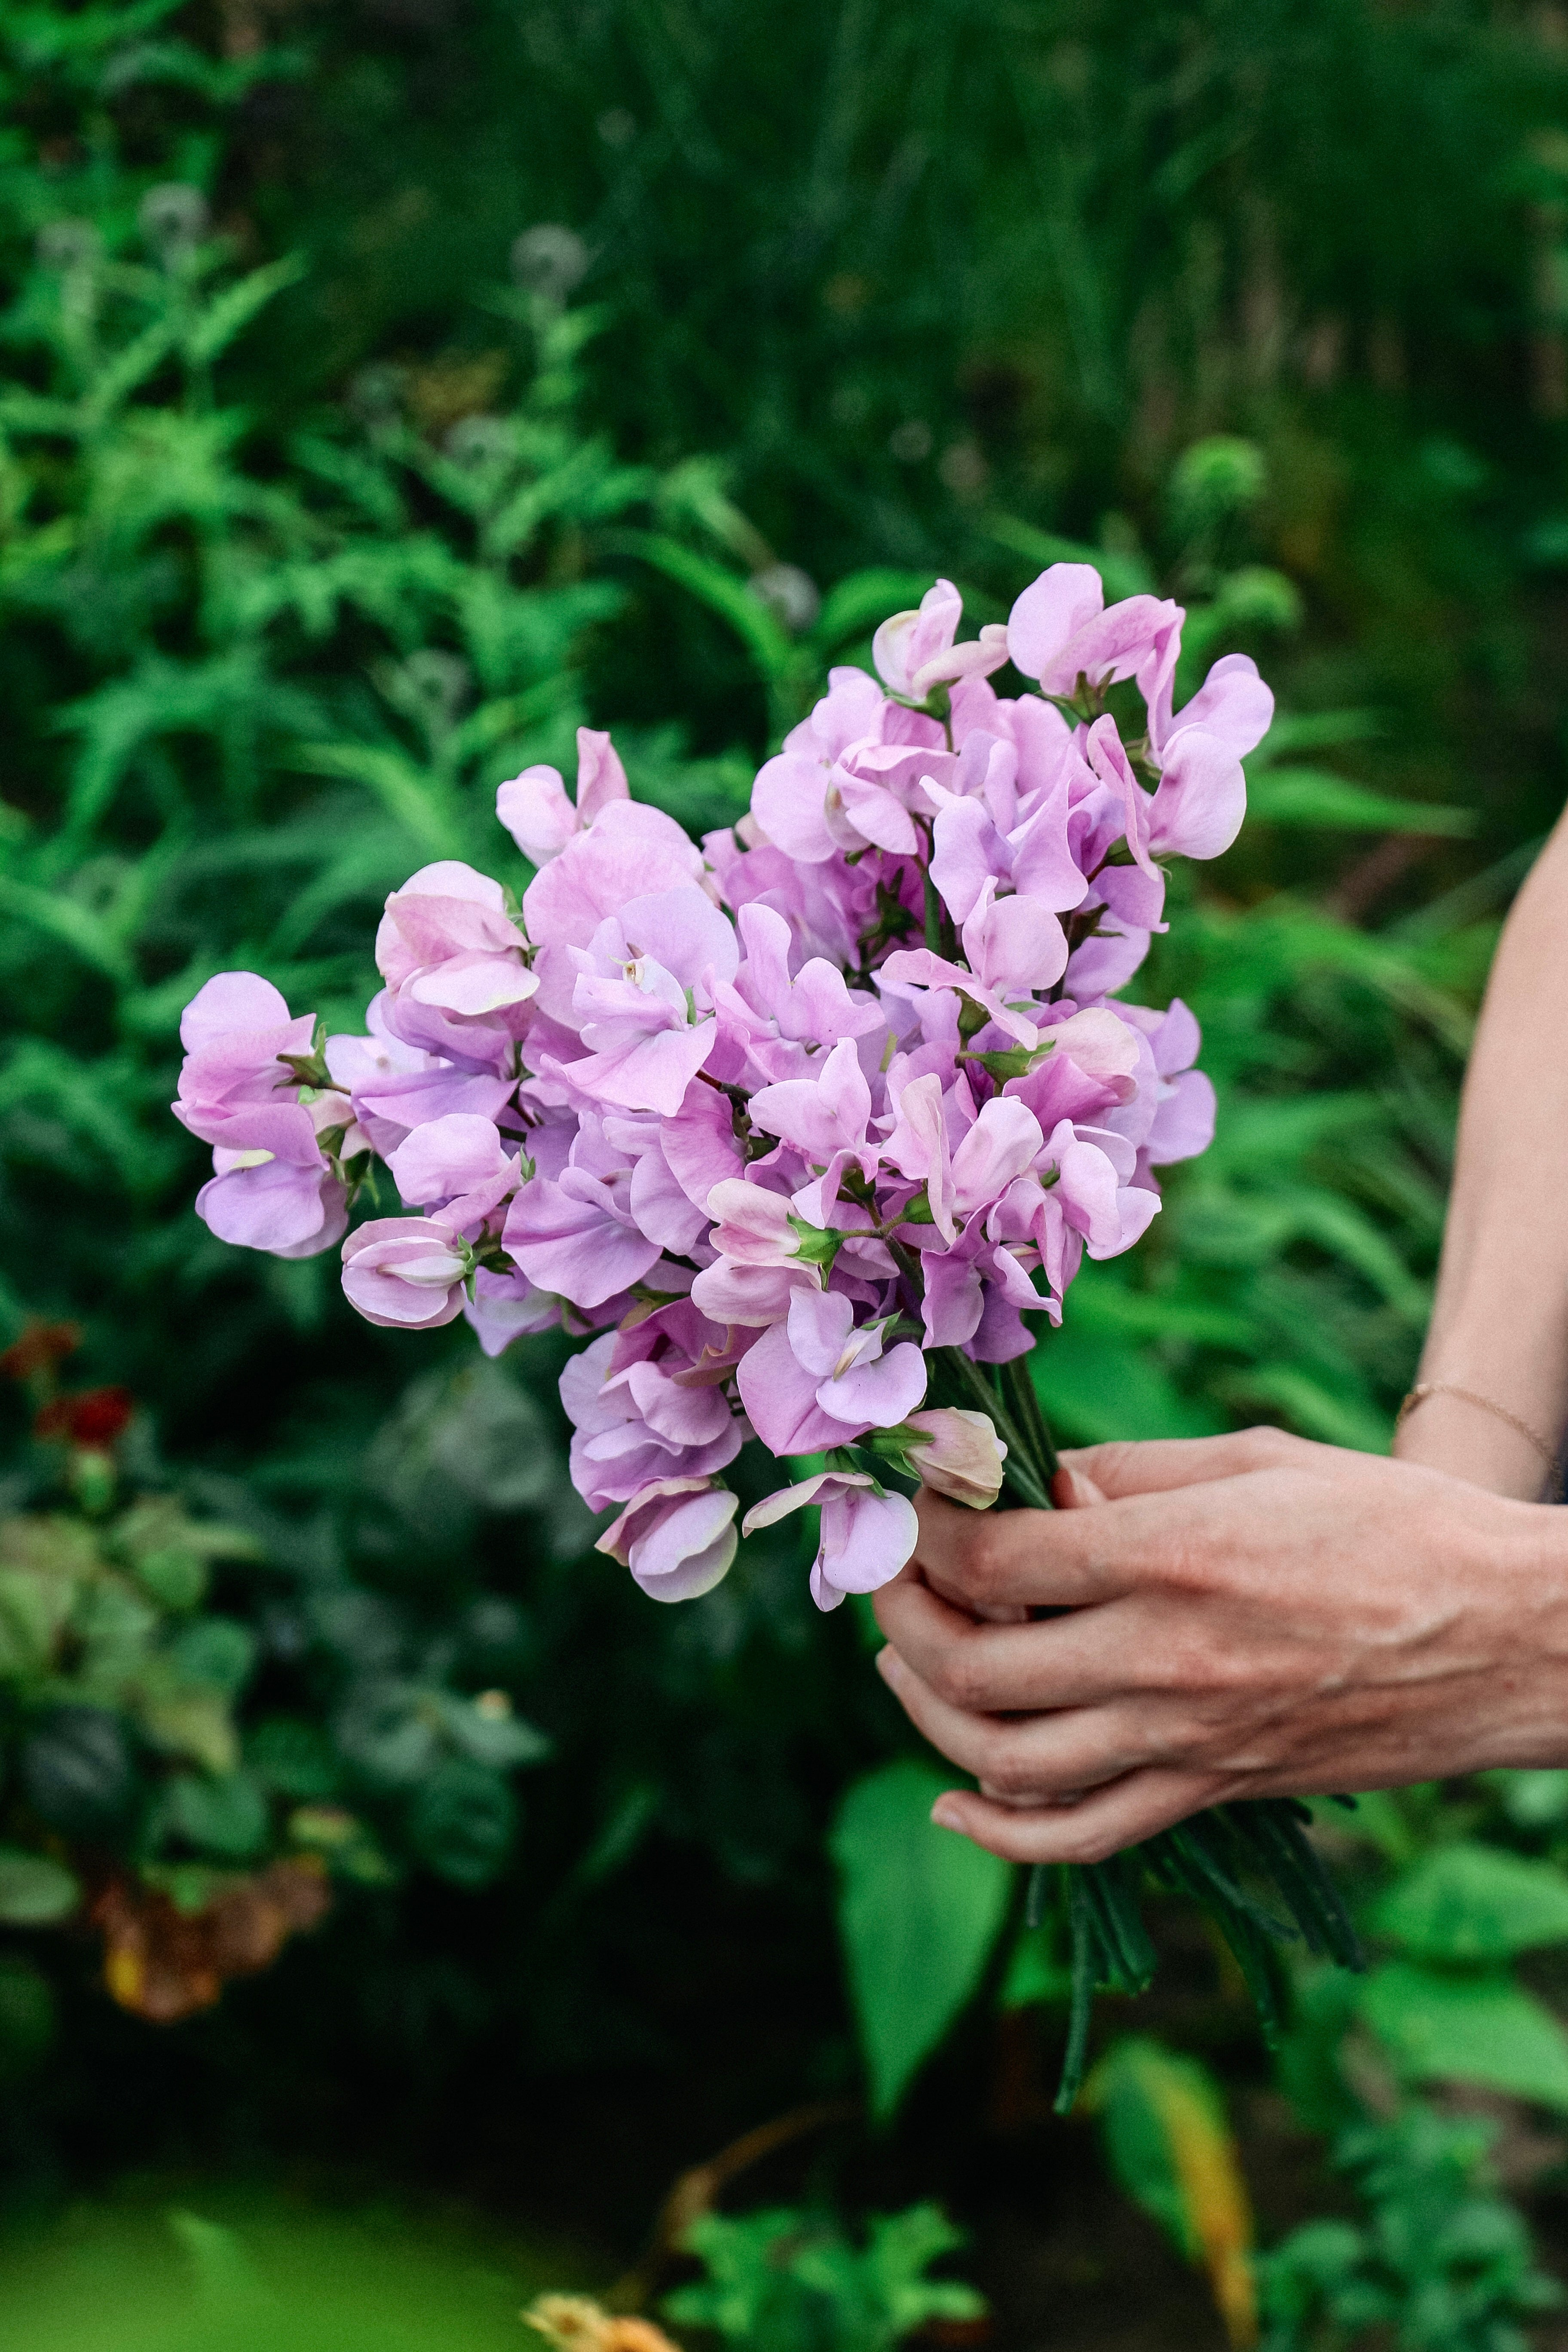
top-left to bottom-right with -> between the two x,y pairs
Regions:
34,1387 -> 134,1448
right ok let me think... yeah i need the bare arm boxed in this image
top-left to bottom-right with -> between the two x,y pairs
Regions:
1395,810 -> 1568,1497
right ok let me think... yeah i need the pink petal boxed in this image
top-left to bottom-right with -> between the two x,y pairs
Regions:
575,726 -> 630,826
786,1285 -> 855,1379
735,1320 -> 850,1454
180,971 -> 292,1051
815,1338 -> 927,1427
496,764 -> 577,864
1148,728 -> 1246,861
504,1176 -> 662,1306
1158,653 -> 1273,760
814,1487 -> 919,1601
567,1020 -> 718,1118
1006,564 -> 1103,686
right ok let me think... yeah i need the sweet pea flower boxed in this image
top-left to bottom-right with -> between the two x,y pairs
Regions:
324,1013 -> 514,1157
1084,710 -> 1247,873
825,735 -> 958,858
743,1471 -> 919,1611
1117,998 -> 1217,1170
521,799 -> 707,960
559,885 -> 736,1117
561,1331 -> 743,1511
340,1217 -> 471,1329
496,727 -> 630,865
375,861 -> 538,1066
175,973 -> 350,1258
873,579 -> 1009,704
386,1112 -> 521,1236
502,1128 -> 664,1309
736,1288 -> 926,1456
787,1289 -> 927,1424
747,1034 -> 877,1170
751,667 -> 895,864
196,1155 -> 348,1258
903,1407 -> 1007,1507
596,1477 -> 740,1602
928,787 -> 1087,927
174,972 -> 317,1141
1006,563 -> 1182,709
464,1265 -> 560,1356
721,901 -> 885,1064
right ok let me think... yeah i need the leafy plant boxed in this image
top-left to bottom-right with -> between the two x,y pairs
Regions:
1258,2107 -> 1563,2352
0,1322 -> 553,2031
663,2203 -> 986,2352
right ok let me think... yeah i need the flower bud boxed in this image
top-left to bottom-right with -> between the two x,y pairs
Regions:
904,1407 -> 1007,1509
340,1217 -> 472,1330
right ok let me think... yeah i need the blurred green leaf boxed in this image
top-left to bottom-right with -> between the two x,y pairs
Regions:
1371,1843 -> 1568,1961
830,1758 -> 1011,2119
1360,1962 -> 1568,2109
1246,768 -> 1473,835
0,1847 -> 80,1925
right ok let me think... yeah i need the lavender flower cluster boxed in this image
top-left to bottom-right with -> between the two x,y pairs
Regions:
173,565 -> 1270,1611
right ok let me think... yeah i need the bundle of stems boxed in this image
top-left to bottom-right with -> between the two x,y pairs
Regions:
931,1350 -> 1363,2111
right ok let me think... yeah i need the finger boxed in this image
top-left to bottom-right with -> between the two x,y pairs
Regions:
874,1577 -> 1140,1712
928,1767 -> 1228,1866
874,1644 -> 1142,1792
910,1489 -> 1139,1610
1057,1428 -> 1323,1500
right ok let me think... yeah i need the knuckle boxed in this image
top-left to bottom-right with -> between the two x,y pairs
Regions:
982,1748 -> 1040,1802
1234,1423 -> 1305,1472
930,1644 -> 987,1712
1086,1439 -> 1139,1491
943,1516 -> 1005,1601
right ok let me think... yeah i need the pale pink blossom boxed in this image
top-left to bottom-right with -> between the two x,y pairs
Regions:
597,1477 -> 739,1602
873,579 -> 1009,703
340,1217 -> 471,1329
742,1471 -> 919,1611
903,1407 -> 1007,1507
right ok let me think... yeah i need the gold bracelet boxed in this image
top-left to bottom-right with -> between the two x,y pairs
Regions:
1396,1381 -> 1565,1503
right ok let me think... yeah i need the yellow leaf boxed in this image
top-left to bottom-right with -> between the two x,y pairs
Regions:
1087,2037 -> 1257,2348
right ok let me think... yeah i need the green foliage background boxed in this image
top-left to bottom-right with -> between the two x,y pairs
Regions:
4,0 -> 1568,2331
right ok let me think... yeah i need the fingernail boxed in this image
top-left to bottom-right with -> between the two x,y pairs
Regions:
931,1798 -> 965,1832
873,1646 -> 899,1684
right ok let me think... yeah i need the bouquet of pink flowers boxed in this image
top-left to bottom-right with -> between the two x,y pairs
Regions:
173,563 -> 1357,2097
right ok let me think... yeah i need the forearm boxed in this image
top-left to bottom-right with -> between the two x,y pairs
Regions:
1396,809 -> 1568,1498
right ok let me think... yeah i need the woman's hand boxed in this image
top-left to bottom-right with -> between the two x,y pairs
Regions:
871,1427 -> 1568,1865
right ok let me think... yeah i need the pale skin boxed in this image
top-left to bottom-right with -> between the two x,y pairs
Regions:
873,806 -> 1568,1864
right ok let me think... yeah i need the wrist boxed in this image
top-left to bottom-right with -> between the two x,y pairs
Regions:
1394,1384 -> 1562,1503
1482,1491 -> 1568,1768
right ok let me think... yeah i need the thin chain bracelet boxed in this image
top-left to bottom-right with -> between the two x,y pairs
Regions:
1396,1381 -> 1565,1504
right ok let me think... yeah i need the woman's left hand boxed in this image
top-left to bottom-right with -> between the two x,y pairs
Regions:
871,1427 -> 1568,1863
